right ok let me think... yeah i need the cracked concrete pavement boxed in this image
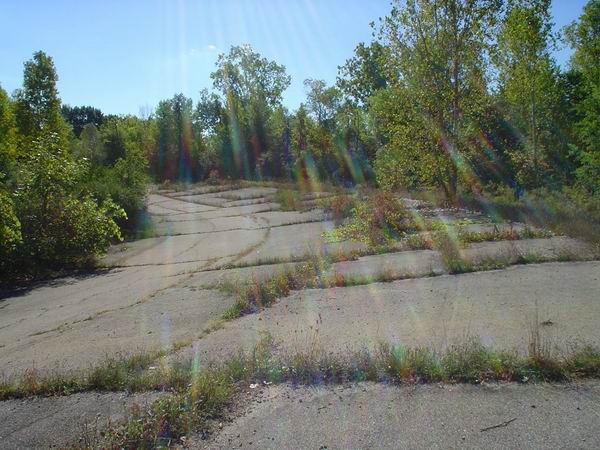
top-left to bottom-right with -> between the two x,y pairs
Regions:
1,183 -> 599,448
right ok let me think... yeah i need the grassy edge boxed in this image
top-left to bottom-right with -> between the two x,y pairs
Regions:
66,334 -> 600,448
215,242 -> 598,322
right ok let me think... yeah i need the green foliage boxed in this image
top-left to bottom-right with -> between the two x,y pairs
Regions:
457,186 -> 600,244
84,140 -> 149,233
14,51 -> 69,148
74,123 -> 106,165
566,0 -> 600,196
212,45 -> 291,109
0,86 -> 17,175
371,87 -> 441,190
60,104 -> 105,137
337,41 -> 391,105
326,191 -> 416,245
3,134 -> 125,278
154,94 -> 194,181
75,115 -> 152,235
496,0 -> 565,188
374,0 -> 502,199
0,189 -> 21,267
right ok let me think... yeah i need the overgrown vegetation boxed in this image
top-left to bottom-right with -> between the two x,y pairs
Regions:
0,334 -> 598,448
323,191 -> 417,245
215,240 -> 595,323
0,53 -> 148,282
3,0 -> 599,282
273,188 -> 304,211
93,340 -> 600,448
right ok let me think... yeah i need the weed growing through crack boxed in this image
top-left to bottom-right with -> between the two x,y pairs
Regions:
1,329 -> 599,449
273,189 -> 304,211
457,226 -> 553,244
434,230 -> 473,274
62,333 -> 600,449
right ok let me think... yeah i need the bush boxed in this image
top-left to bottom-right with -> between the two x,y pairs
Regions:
326,191 -> 416,245
85,150 -> 149,235
0,189 -> 21,270
274,188 -> 303,211
457,186 -> 600,244
2,134 -> 125,281
319,194 -> 356,225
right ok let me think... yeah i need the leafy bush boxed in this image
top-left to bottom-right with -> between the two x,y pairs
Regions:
326,192 -> 416,245
0,189 -> 21,269
2,134 -> 125,280
319,194 -> 357,225
274,188 -> 303,211
84,149 -> 149,234
458,186 -> 600,244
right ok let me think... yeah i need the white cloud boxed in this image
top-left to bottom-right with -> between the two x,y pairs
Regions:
187,45 -> 218,58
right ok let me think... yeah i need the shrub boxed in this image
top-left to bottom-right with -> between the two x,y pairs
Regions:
327,192 -> 417,245
0,189 -> 21,268
434,230 -> 472,274
84,148 -> 149,235
457,186 -> 600,244
274,188 -> 303,211
3,134 -> 125,280
319,194 -> 356,225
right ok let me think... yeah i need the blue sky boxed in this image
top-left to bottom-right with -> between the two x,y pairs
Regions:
0,0 -> 588,115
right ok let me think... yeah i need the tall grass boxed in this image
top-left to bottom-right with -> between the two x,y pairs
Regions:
73,334 -> 600,449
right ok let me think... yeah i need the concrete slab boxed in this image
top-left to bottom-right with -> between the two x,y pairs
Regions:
0,392 -> 158,449
151,215 -> 261,236
104,228 -> 267,267
236,221 -> 332,262
170,193 -> 230,207
0,286 -> 233,374
202,382 -> 600,450
215,187 -> 278,200
147,197 -> 218,215
176,262 -> 600,365
222,198 -> 270,208
252,209 -> 327,227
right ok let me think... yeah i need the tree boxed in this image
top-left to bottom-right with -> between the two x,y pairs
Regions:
14,51 -> 68,147
290,104 -> 316,183
210,45 -> 291,178
266,106 -> 292,178
496,0 -> 562,188
61,105 -> 105,137
76,123 -> 106,165
566,0 -> 600,196
0,190 -> 21,271
154,94 -> 193,181
0,85 -> 17,177
304,79 -> 341,127
193,89 -> 222,136
337,41 -> 391,105
375,0 -> 501,198
12,133 -> 124,271
211,45 -> 291,108
101,116 -> 128,165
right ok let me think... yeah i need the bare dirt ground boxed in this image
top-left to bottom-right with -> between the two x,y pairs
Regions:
1,183 -> 599,448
